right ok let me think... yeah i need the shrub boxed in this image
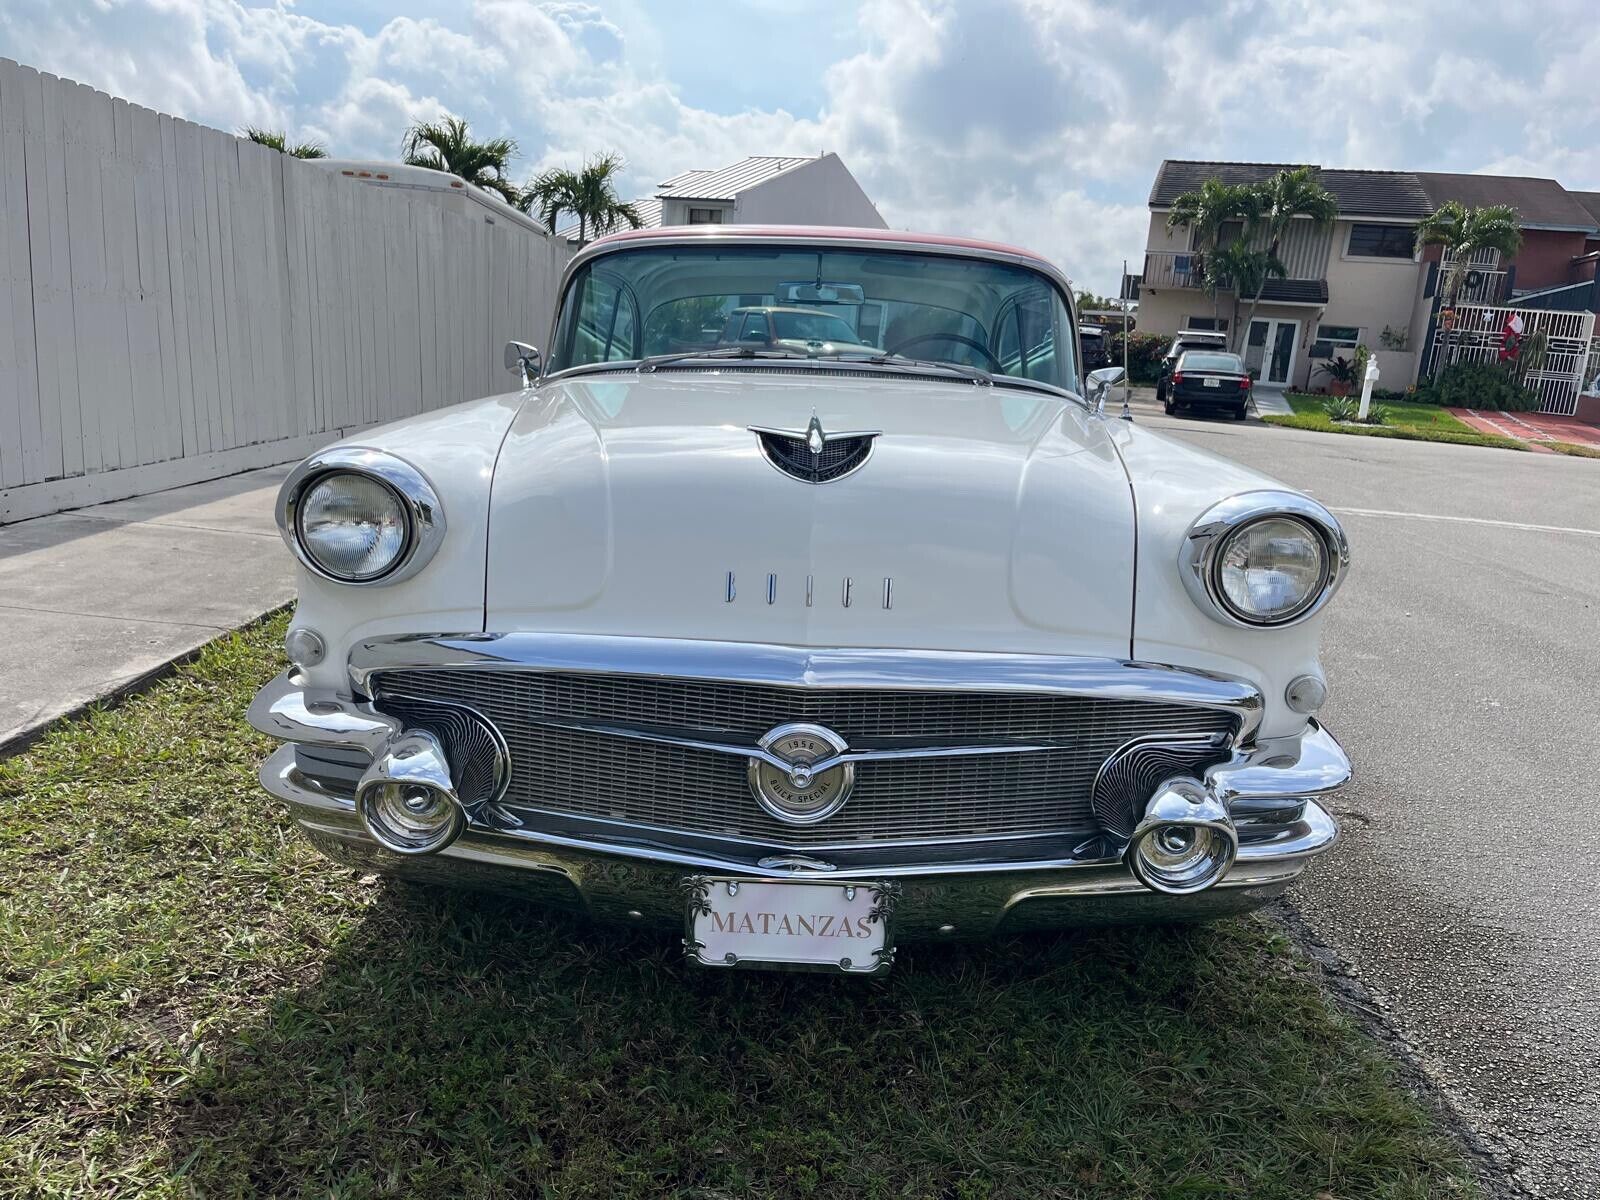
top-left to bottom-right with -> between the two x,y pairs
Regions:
1316,356 -> 1358,388
1417,361 -> 1539,411
1321,396 -> 1390,425
1107,331 -> 1169,384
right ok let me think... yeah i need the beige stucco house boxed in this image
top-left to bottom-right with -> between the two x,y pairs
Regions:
1134,160 -> 1600,391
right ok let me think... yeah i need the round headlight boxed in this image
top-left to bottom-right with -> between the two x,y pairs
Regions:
1180,492 -> 1348,629
1215,516 -> 1328,624
296,471 -> 409,581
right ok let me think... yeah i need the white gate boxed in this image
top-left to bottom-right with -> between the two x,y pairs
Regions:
1427,304 -> 1595,416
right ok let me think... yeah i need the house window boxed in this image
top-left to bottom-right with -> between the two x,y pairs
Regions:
1183,316 -> 1229,332
1309,323 -> 1361,359
1346,223 -> 1414,259
687,207 -> 725,224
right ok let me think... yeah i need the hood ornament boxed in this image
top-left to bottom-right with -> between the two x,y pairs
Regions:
749,411 -> 880,484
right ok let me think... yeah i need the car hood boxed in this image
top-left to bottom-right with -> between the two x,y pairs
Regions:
484,369 -> 1136,656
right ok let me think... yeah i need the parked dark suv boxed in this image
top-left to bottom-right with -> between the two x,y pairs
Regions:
1154,330 -> 1229,405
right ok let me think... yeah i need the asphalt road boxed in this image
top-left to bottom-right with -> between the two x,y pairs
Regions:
1137,396 -> 1600,1199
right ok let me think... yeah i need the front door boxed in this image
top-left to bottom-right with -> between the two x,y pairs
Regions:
1244,319 -> 1299,385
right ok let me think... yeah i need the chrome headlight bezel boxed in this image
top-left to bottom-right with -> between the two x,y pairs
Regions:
1179,491 -> 1348,628
276,448 -> 446,586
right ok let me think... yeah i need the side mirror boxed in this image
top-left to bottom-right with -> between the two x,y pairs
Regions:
504,340 -> 542,387
1086,366 -> 1126,413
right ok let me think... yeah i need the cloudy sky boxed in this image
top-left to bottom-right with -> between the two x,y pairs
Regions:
4,0 -> 1599,293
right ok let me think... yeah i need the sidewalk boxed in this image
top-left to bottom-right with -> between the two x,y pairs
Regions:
0,465 -> 294,750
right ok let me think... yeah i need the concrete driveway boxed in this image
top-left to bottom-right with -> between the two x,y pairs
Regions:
1139,397 -> 1600,1200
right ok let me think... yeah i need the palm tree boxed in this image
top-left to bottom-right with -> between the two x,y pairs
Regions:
401,115 -> 519,203
1414,200 -> 1523,308
1206,241 -> 1286,343
1234,167 -> 1337,353
1166,179 -> 1259,324
1414,201 -> 1523,376
243,127 -> 327,159
519,153 -> 643,246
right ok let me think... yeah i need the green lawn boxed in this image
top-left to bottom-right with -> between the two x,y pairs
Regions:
1263,394 -> 1529,451
0,613 -> 1480,1199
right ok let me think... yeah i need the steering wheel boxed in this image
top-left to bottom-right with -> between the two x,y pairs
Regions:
885,332 -> 1005,372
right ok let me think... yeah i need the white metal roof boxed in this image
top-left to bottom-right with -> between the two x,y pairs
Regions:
655,155 -> 814,200
554,196 -> 663,241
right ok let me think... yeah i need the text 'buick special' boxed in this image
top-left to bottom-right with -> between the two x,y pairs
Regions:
249,226 -> 1351,974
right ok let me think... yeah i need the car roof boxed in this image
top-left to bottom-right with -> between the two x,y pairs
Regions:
589,223 -> 1050,263
1173,330 -> 1228,341
564,225 -> 1077,303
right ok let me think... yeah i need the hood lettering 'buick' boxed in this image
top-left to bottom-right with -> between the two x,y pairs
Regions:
249,225 -> 1351,976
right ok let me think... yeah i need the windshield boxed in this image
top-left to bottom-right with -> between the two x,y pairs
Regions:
1181,353 -> 1244,372
547,244 -> 1078,390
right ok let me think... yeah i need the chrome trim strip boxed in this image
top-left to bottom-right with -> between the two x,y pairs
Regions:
1179,490 -> 1351,629
261,743 -> 1336,885
275,447 -> 448,587
523,712 -> 1087,774
345,632 -> 1265,743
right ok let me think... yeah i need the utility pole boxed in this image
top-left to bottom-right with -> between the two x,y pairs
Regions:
1121,259 -> 1132,420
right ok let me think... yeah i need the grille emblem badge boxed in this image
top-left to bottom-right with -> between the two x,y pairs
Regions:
748,722 -> 854,825
749,412 -> 880,483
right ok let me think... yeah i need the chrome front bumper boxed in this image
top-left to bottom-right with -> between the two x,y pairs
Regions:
248,657 -> 1349,936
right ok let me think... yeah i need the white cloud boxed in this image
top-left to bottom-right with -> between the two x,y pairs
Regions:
2,0 -> 1599,292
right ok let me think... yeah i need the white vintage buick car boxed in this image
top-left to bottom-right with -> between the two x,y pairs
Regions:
249,226 -> 1350,974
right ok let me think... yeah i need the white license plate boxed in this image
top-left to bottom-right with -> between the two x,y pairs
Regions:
1203,377 -> 1220,387
683,877 -> 896,974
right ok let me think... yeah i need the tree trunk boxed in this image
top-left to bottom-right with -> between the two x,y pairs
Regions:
578,215 -> 587,248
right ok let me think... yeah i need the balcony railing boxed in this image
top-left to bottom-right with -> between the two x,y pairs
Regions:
1142,249 -> 1326,294
1442,267 -> 1510,306
1143,250 -> 1208,291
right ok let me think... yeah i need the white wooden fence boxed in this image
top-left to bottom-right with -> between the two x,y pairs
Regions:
0,58 -> 572,523
1426,303 -> 1595,416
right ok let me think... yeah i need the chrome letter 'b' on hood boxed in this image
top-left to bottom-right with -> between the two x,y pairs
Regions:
749,413 -> 880,484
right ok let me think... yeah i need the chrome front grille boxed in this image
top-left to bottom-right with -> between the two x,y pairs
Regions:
370,670 -> 1239,848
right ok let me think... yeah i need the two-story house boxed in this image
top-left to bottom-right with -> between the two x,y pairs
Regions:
1135,160 -> 1600,391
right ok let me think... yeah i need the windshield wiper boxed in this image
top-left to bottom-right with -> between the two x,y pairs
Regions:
816,351 -> 995,386
635,346 -> 811,372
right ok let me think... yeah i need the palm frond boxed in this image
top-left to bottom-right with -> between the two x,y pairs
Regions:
402,115 -> 518,195
519,154 -> 639,244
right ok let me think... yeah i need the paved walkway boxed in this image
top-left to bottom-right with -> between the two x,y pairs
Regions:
0,466 -> 293,749
1450,406 -> 1600,450
1249,384 -> 1293,416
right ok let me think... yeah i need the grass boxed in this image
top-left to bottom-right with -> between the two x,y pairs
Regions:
1261,394 -> 1529,451
0,613 -> 1480,1199
1546,440 -> 1600,459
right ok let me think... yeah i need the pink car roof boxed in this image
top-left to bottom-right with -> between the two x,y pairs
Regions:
587,224 -> 1055,268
